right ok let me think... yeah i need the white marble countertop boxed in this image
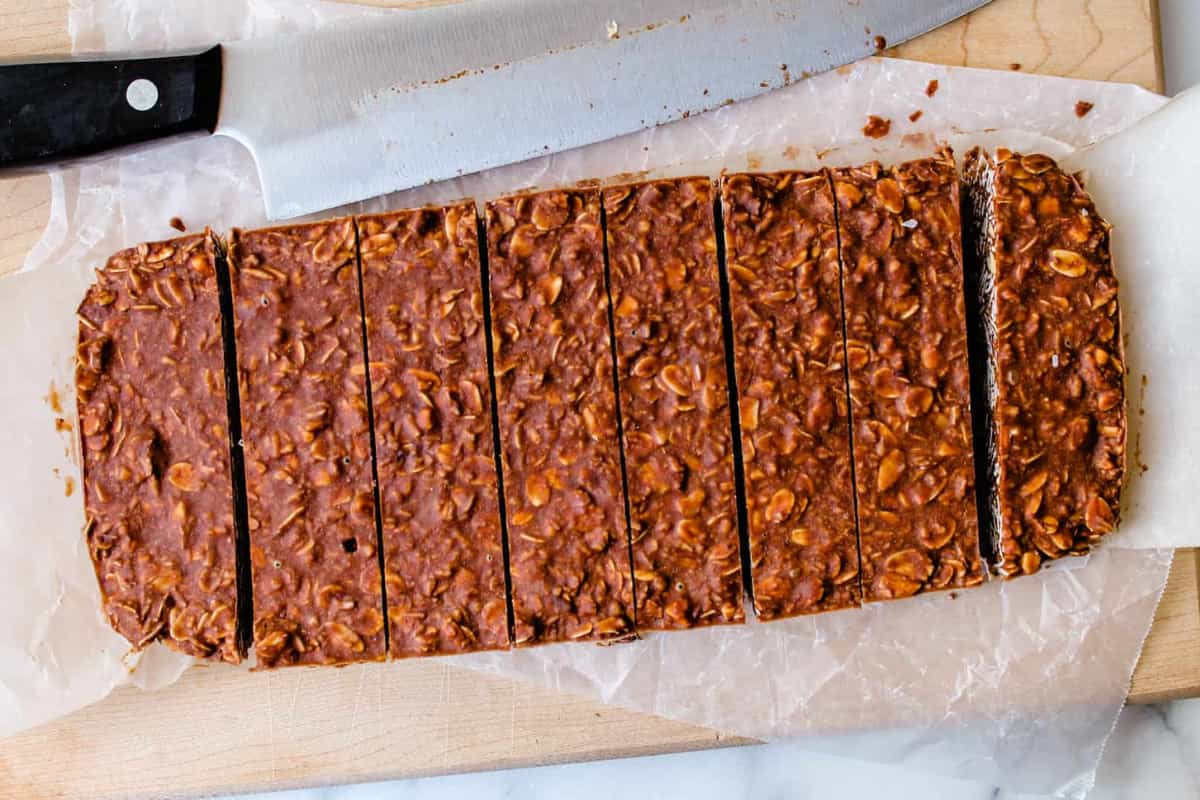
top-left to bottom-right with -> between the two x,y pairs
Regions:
1161,0 -> 1200,95
222,7 -> 1200,800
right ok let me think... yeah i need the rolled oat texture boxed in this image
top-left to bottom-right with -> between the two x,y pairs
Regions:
604,177 -> 744,630
358,203 -> 509,656
486,189 -> 634,645
964,148 -> 1125,577
76,233 -> 241,663
229,219 -> 387,667
722,170 -> 862,618
831,149 -> 985,601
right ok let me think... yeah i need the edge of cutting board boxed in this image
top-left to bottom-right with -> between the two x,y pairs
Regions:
0,552 -> 1194,800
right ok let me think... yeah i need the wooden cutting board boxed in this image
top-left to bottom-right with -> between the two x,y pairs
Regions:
2,1 -> 1197,798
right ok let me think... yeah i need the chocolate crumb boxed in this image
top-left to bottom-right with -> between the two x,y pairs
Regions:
873,35 -> 887,51
169,217 -> 186,232
1009,63 -> 1022,71
45,382 -> 63,414
1075,100 -> 1095,118
862,115 -> 892,139
925,79 -> 939,97
909,110 -> 924,123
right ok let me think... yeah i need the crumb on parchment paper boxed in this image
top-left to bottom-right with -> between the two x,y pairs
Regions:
863,115 -> 891,139
45,381 -> 62,413
1076,100 -> 1095,118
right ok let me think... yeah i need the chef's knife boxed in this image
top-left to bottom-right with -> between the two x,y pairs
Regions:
0,0 -> 991,220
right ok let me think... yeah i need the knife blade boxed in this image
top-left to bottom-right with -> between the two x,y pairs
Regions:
0,0 -> 992,219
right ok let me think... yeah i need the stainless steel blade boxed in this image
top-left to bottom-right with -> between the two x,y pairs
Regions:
218,0 -> 991,219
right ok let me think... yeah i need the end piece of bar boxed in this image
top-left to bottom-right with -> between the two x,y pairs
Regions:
721,170 -> 861,619
229,219 -> 386,666
357,203 -> 509,656
486,189 -> 634,645
76,233 -> 241,662
831,149 -> 985,601
963,148 -> 1125,577
603,177 -> 744,630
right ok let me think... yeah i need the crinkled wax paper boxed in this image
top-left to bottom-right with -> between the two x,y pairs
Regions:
0,1 -> 1192,797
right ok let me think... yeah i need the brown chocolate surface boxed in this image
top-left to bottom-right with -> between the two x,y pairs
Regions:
76,233 -> 241,663
486,189 -> 634,645
722,171 -> 861,618
831,150 -> 985,601
603,178 -> 743,630
229,219 -> 386,667
965,148 -> 1124,577
358,203 -> 509,656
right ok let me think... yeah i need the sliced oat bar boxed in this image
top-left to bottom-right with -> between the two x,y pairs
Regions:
603,177 -> 743,630
229,219 -> 386,666
357,203 -> 509,656
485,189 -> 634,645
963,148 -> 1125,576
76,233 -> 241,662
721,170 -> 861,619
831,149 -> 985,601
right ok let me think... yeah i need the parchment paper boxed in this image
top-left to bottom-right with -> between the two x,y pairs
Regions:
0,2 -> 1192,797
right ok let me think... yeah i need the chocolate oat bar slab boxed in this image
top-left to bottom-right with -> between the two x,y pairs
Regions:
721,171 -> 861,619
229,219 -> 386,666
76,233 -> 241,663
603,178 -> 743,630
357,203 -> 508,656
963,148 -> 1125,577
486,189 -> 634,645
831,149 -> 984,601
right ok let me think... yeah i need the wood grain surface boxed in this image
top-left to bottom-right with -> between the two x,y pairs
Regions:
1,1 -> 1196,798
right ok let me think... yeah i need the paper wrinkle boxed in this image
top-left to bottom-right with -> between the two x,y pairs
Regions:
0,1 -> 1186,796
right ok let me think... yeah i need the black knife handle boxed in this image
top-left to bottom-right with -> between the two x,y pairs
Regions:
0,45 -> 222,167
